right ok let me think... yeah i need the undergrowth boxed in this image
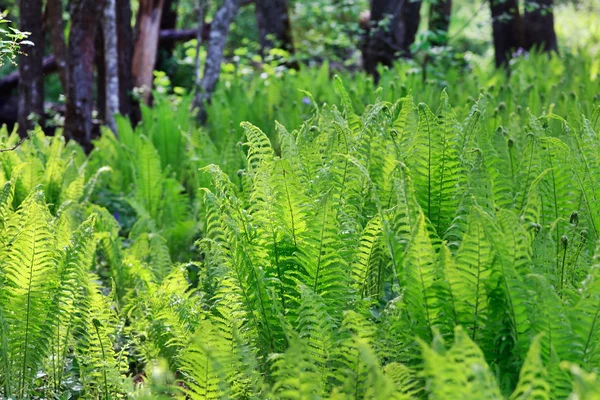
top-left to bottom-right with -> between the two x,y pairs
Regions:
1,55 -> 600,398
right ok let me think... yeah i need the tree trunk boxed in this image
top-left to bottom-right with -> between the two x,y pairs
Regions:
429,0 -> 452,46
117,0 -> 135,118
95,29 -> 106,122
194,0 -> 243,121
255,0 -> 296,60
46,0 -> 69,93
103,0 -> 120,132
523,0 -> 557,53
160,0 -> 179,54
64,0 -> 104,149
489,0 -> 523,68
17,0 -> 44,136
132,0 -> 165,105
362,0 -> 422,82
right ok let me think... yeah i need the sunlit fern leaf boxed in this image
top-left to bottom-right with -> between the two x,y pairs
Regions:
0,180 -> 14,232
49,215 -> 97,393
296,285 -> 337,381
178,320 -> 237,400
358,340 -> 413,400
410,99 -> 462,236
445,148 -> 494,250
1,191 -> 57,397
379,168 -> 422,285
509,335 -> 550,400
334,75 -> 363,135
352,215 -> 384,298
420,326 -> 503,400
526,275 -> 579,365
482,210 -> 535,367
447,207 -> 495,342
331,310 -> 376,397
565,363 -> 600,399
13,157 -> 44,208
72,274 -> 127,398
133,136 -> 164,222
127,231 -> 172,282
383,362 -> 422,398
295,192 -> 351,313
459,95 -> 484,153
401,212 -> 439,341
269,339 -> 323,399
43,135 -> 67,210
571,116 -> 600,240
241,121 -> 274,171
570,241 -> 600,370
391,95 -> 418,161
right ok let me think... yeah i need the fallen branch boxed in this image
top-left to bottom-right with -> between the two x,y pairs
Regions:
0,131 -> 33,153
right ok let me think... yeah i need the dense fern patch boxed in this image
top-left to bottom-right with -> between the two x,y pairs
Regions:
1,72 -> 600,398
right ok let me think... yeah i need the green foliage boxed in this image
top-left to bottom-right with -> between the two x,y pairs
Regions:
2,54 -> 600,398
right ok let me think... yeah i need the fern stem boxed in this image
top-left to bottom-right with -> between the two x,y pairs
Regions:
472,231 -> 482,341
92,320 -> 110,400
20,238 -> 36,397
281,168 -> 298,247
422,105 -> 433,222
559,238 -> 568,297
582,299 -> 600,363
313,196 -> 329,293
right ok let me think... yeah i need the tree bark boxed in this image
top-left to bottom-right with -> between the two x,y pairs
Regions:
362,0 -> 422,82
255,0 -> 296,58
132,0 -> 165,105
17,0 -> 45,136
64,0 -> 104,149
489,0 -> 523,68
46,0 -> 69,93
194,0 -> 243,121
103,0 -> 120,132
429,0 -> 452,46
95,29 -> 106,122
160,0 -> 179,54
117,0 -> 135,118
523,0 -> 557,53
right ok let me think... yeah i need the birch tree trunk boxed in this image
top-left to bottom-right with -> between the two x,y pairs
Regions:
132,0 -> 165,105
103,0 -> 120,132
194,0 -> 243,122
17,0 -> 44,136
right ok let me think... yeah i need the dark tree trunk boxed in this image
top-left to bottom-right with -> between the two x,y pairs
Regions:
362,0 -> 422,82
160,0 -> 179,54
17,0 -> 45,136
255,0 -> 296,60
64,0 -> 104,149
46,0 -> 69,93
132,0 -> 165,105
490,0 -> 523,68
429,0 -> 452,46
194,0 -> 243,122
523,0 -> 557,52
117,0 -> 135,119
